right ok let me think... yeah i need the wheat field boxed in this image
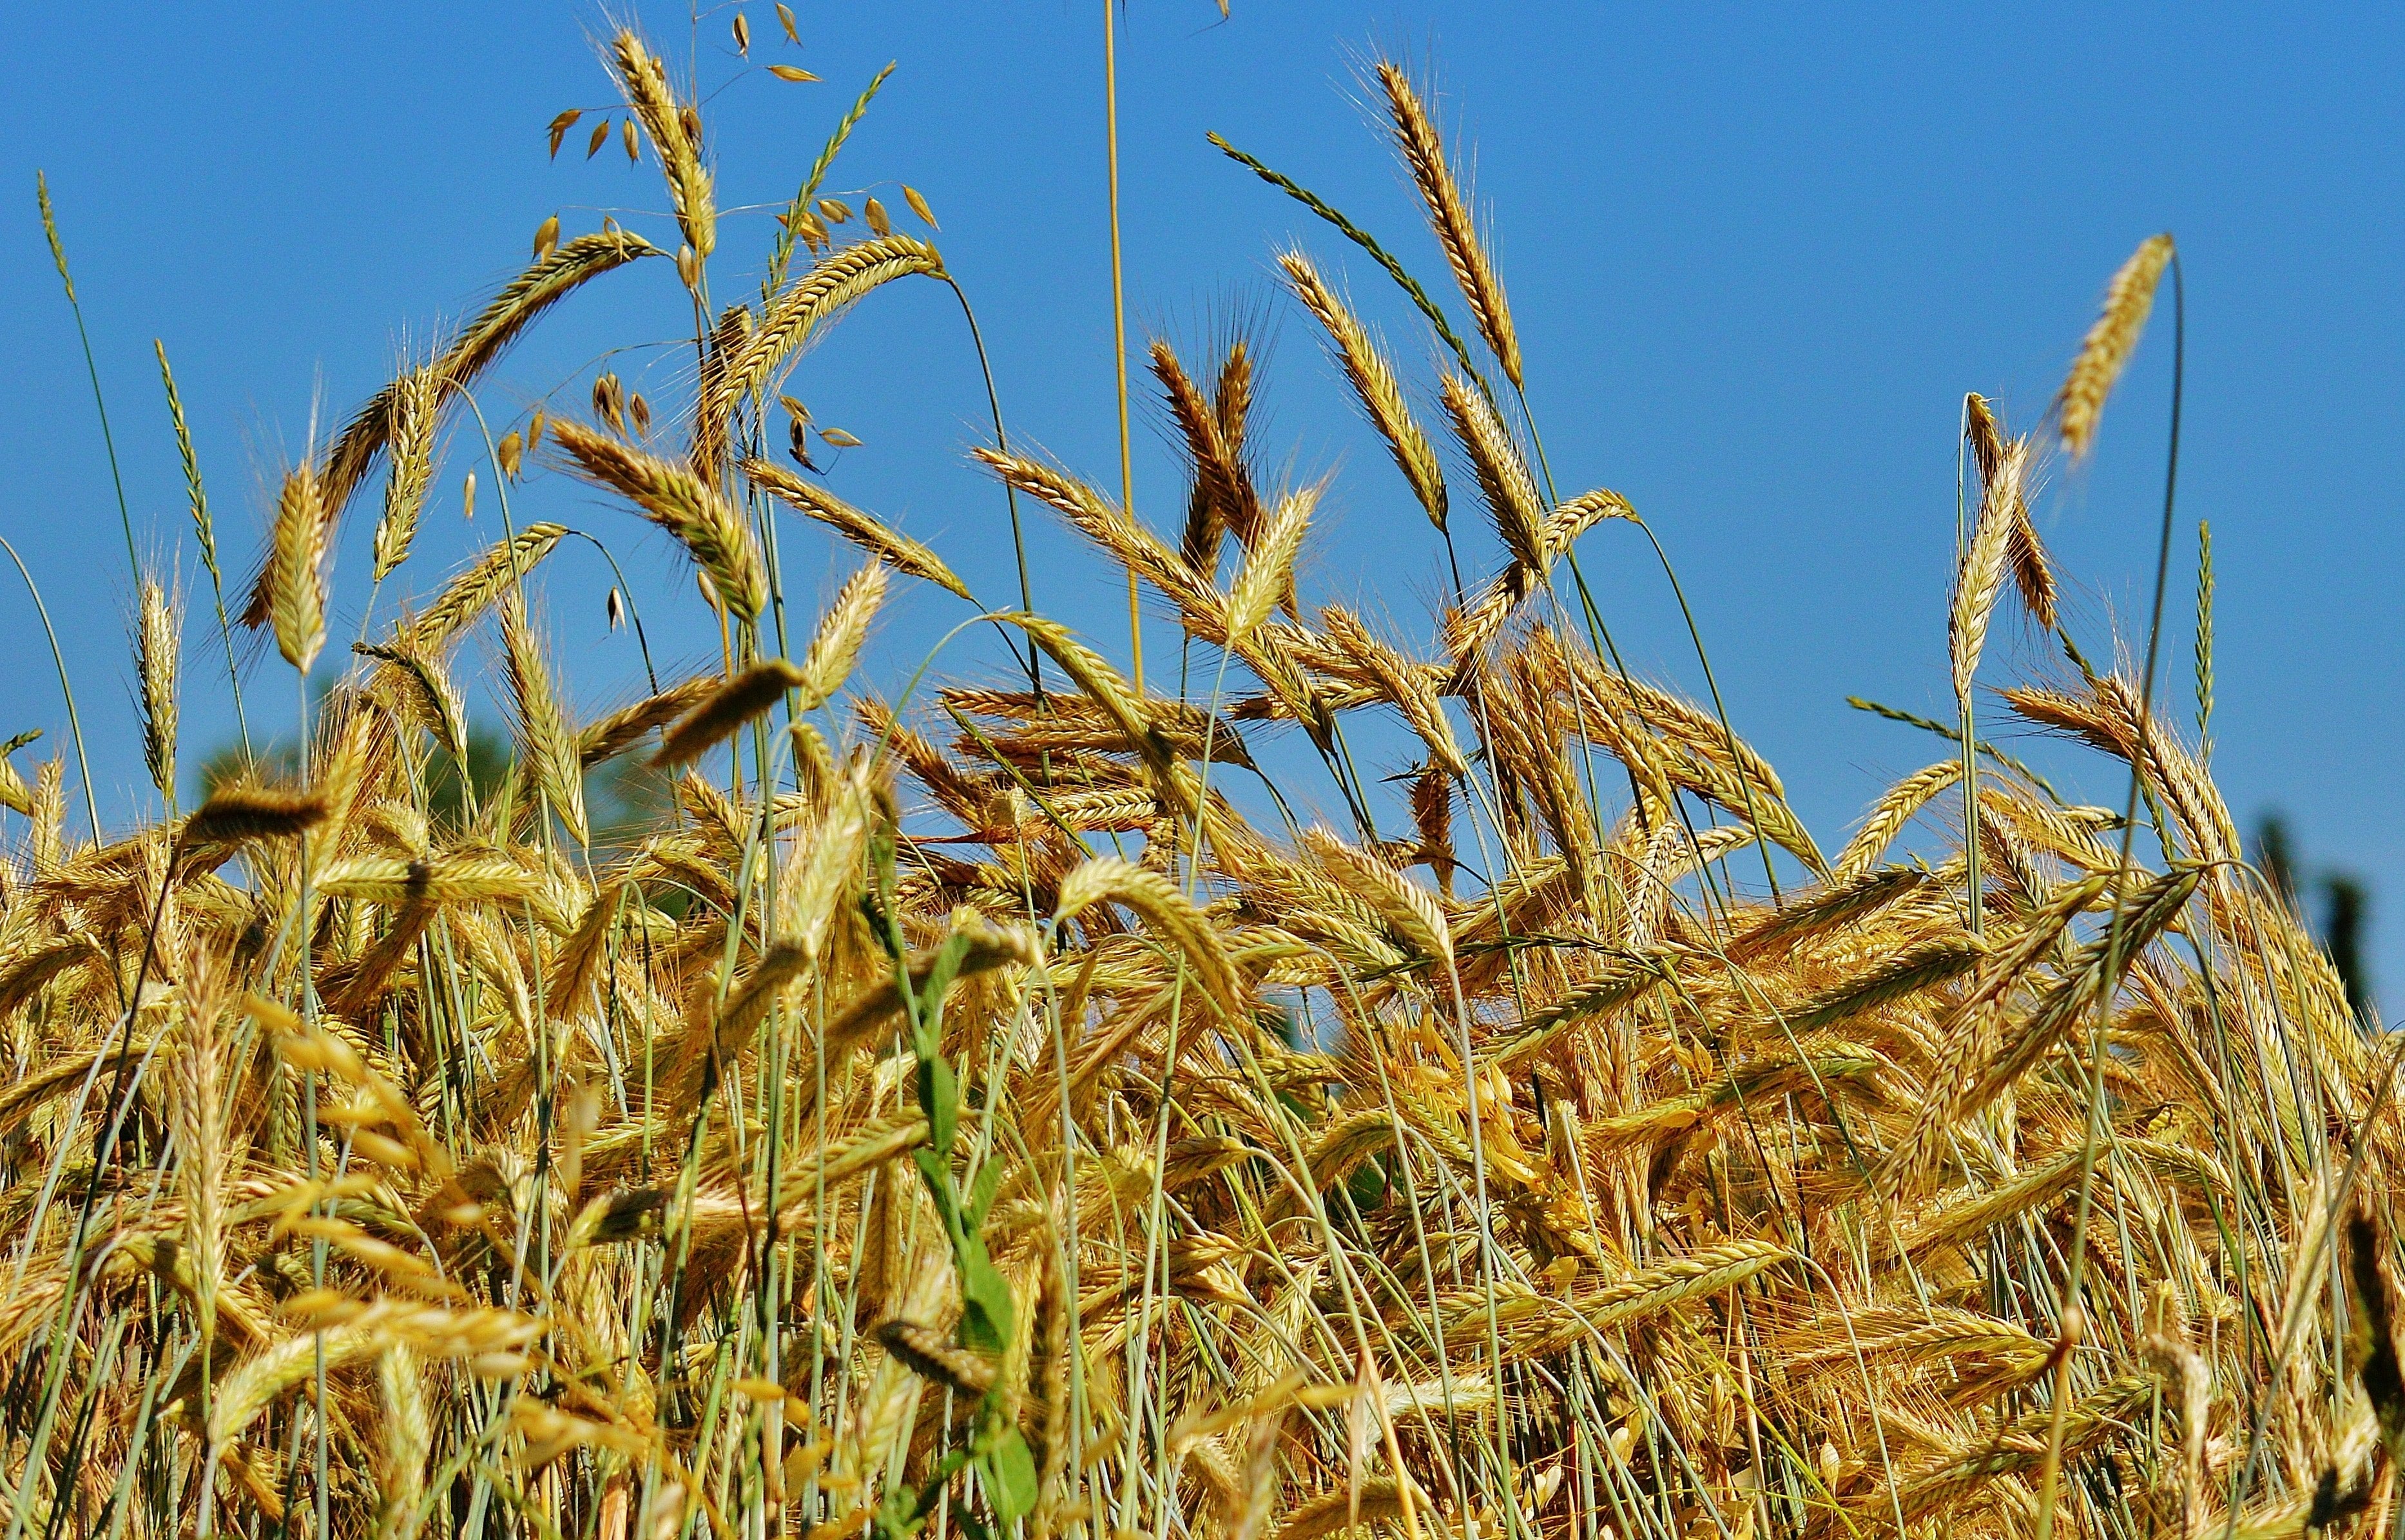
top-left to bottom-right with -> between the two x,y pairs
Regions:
0,21 -> 2393,1540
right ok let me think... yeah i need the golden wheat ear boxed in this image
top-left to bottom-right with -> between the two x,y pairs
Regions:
176,785 -> 330,854
1280,250 -> 1448,531
1377,60 -> 1521,389
2054,233 -> 2174,459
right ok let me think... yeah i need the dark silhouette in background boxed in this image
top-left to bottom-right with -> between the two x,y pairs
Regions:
2255,813 -> 2375,1025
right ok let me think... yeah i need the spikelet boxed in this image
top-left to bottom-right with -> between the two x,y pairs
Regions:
2055,233 -> 2175,459
742,458 -> 972,599
1378,62 -> 1521,389
654,659 -> 806,769
1279,251 -> 1448,530
612,32 -> 715,258
374,366 -> 440,582
269,464 -> 329,673
1440,373 -> 1544,569
135,576 -> 180,803
1948,436 -> 2027,709
405,522 -> 569,653
798,564 -> 889,709
502,595 -> 588,844
546,418 -> 767,619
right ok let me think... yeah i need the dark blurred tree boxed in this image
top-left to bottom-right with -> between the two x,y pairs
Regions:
2324,874 -> 2371,1023
2256,812 -> 2376,1026
2256,814 -> 2297,907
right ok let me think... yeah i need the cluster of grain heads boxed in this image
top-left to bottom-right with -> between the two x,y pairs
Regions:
0,25 -> 2384,1540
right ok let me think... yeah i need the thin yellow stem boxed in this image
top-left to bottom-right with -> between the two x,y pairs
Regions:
1105,0 -> 1141,691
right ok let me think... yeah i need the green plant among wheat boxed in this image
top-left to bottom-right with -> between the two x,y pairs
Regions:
0,18 -> 2394,1540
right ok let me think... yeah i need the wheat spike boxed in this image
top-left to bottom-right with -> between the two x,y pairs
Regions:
1226,489 -> 1314,644
134,576 -> 180,803
547,418 -> 767,619
374,366 -> 440,582
798,564 -> 889,709
1949,436 -> 2029,708
268,465 -> 328,673
155,342 -> 218,584
612,31 -> 715,259
710,235 -> 945,433
654,660 -> 806,770
2055,233 -> 2175,459
742,458 -> 972,599
1280,250 -> 1449,530
502,594 -> 588,845
405,522 -> 568,653
375,1346 -> 431,1540
1378,61 -> 1521,389
1440,372 -> 1545,569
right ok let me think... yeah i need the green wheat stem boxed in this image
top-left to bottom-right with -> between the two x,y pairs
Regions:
155,339 -> 252,759
37,173 -> 142,587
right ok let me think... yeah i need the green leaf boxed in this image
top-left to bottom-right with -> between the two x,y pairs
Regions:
956,1245 -> 1013,1352
913,1146 -> 960,1226
982,1426 -> 1038,1523
919,930 -> 976,1035
919,1054 -> 959,1157
966,1153 -> 1005,1230
873,1481 -> 926,1540
949,1503 -> 994,1540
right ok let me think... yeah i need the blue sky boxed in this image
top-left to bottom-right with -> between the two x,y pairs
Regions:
3,3 -> 2398,1016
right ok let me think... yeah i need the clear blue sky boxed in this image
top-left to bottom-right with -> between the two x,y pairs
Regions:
3,3 -> 2398,1017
